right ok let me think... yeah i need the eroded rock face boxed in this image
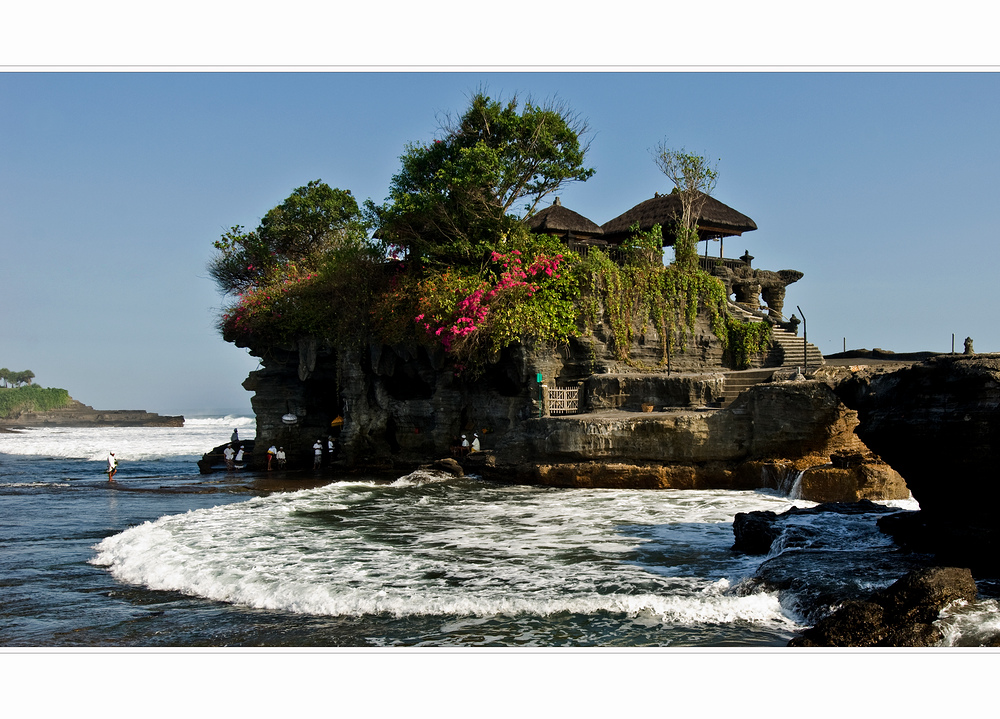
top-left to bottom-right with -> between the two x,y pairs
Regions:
239,333 -> 903,499
797,450 -> 910,503
832,355 -> 1000,568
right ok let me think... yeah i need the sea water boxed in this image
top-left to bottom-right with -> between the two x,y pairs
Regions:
2,419 -> 997,647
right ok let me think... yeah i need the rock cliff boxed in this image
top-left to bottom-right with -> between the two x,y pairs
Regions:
235,313 -> 906,503
830,354 -> 1000,569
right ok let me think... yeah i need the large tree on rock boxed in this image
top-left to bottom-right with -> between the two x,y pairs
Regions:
209,180 -> 369,295
370,92 -> 595,266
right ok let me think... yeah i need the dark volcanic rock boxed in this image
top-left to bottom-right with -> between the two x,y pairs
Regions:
832,354 -> 1000,570
732,511 -> 781,554
871,566 -> 978,626
789,600 -> 889,647
788,567 -> 977,647
431,458 -> 464,477
734,500 -> 900,555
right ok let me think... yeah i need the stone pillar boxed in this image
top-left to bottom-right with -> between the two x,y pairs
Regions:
761,284 -> 787,321
732,280 -> 762,309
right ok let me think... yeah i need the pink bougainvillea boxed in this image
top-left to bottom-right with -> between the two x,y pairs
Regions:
414,250 -> 566,354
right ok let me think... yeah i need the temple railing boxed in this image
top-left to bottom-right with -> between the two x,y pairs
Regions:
698,256 -> 749,273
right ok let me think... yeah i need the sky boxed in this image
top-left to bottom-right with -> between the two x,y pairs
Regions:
3,70 -> 1000,415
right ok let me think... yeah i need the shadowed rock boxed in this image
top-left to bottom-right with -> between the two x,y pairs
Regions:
788,567 -> 976,647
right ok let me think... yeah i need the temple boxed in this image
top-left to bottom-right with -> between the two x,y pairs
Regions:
528,193 -> 812,347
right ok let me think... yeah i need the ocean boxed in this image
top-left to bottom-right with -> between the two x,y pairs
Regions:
3,417 -> 1000,650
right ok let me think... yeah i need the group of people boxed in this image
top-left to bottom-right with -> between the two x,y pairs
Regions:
266,445 -> 287,470
263,436 -> 338,471
223,443 -> 247,471
455,432 -> 481,456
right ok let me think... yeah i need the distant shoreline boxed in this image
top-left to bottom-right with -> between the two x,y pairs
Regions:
0,395 -> 183,429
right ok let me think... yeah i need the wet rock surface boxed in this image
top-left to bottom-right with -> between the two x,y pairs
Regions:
787,567 -> 977,647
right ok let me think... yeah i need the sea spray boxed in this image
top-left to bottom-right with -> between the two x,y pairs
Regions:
91,481 -> 807,635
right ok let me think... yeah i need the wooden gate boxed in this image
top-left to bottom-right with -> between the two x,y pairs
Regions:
548,387 -> 580,415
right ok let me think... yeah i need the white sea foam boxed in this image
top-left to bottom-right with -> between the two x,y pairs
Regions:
936,598 -> 1000,646
184,415 -> 257,428
0,418 -> 256,461
91,482 -> 811,629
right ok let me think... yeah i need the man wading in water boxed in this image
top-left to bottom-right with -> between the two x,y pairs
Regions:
107,451 -> 118,482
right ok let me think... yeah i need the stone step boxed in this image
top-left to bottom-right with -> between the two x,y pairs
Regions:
720,368 -> 776,407
725,303 -> 824,370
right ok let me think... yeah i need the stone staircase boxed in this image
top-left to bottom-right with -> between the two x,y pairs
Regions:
719,302 -> 825,407
727,302 -> 824,370
768,326 -> 825,370
719,368 -> 777,408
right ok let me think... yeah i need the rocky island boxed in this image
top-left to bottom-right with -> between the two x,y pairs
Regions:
203,93 -> 1000,644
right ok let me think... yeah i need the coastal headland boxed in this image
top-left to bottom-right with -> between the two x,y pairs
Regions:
0,396 -> 183,429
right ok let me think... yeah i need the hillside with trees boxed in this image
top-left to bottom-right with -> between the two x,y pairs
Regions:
0,368 -> 71,419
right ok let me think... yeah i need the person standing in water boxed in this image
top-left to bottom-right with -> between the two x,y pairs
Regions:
106,451 -> 118,482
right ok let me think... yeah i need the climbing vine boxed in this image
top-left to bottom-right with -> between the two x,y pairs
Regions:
575,224 -> 769,369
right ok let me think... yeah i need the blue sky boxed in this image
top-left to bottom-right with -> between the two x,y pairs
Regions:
3,71 -> 1000,415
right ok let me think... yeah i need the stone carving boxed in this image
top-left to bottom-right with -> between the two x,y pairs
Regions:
708,262 -> 804,320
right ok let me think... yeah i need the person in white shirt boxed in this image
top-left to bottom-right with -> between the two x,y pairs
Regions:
313,440 -> 323,469
224,445 -> 235,471
106,451 -> 118,482
276,447 -> 286,469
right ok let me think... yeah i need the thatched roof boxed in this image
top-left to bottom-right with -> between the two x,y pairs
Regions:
526,197 -> 604,237
601,191 -> 757,245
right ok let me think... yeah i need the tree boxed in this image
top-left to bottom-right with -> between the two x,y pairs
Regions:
371,91 -> 595,266
652,143 -> 719,272
209,180 -> 369,296
0,369 -> 8,388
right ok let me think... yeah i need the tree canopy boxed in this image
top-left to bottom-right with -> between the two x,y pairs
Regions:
0,368 -> 35,387
209,180 -> 370,296
369,92 -> 595,266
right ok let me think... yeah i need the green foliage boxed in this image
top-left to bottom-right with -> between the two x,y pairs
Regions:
397,231 -> 580,374
220,243 -> 388,348
369,91 -> 594,266
723,316 -> 772,370
0,386 -> 70,418
210,103 -> 771,376
209,180 -> 371,296
575,233 -> 768,370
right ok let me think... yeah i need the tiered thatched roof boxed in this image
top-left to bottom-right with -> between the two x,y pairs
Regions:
526,197 -> 604,239
601,191 -> 757,246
